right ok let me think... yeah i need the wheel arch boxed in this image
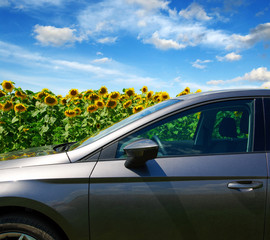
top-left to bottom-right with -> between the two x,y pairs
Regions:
0,198 -> 71,240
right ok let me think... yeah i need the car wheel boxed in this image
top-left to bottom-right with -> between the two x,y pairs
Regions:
0,214 -> 61,240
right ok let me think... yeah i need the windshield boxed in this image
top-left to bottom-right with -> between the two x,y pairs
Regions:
70,99 -> 181,150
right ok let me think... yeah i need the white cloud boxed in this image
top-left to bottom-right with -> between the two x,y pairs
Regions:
92,57 -> 112,64
232,23 -> 270,48
125,0 -> 169,11
0,0 -> 63,8
216,52 -> 242,61
0,40 -> 162,93
207,67 -> 270,86
97,37 -> 117,44
145,32 -> 186,50
262,82 -> 270,88
6,0 -> 270,52
173,76 -> 181,82
0,40 -> 47,62
207,80 -> 225,85
33,25 -> 80,47
76,0 -> 246,50
240,67 -> 270,82
52,60 -> 120,76
0,0 -> 10,7
192,59 -> 212,69
256,5 -> 270,17
179,3 -> 212,21
0,40 -> 120,77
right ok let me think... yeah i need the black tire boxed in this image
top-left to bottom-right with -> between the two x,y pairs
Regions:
0,213 -> 61,240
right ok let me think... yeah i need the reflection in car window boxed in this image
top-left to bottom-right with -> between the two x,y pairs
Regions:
116,99 -> 254,158
70,99 -> 181,150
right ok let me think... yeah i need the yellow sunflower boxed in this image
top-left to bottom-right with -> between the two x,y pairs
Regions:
44,95 -> 58,106
3,101 -> 13,111
83,90 -> 94,99
64,110 -> 76,118
125,88 -> 135,97
119,95 -> 128,101
87,105 -> 98,113
74,107 -> 82,116
60,97 -> 68,105
176,91 -> 188,97
156,97 -> 162,103
106,99 -> 117,109
95,100 -> 105,108
0,103 -> 3,111
14,103 -> 27,113
36,91 -> 48,100
109,91 -> 120,100
153,94 -> 160,101
184,87 -> 190,94
88,93 -> 100,101
142,86 -> 148,93
69,89 -> 79,98
0,90 -> 6,98
134,95 -> 142,101
42,88 -> 50,93
161,92 -> 170,101
1,80 -> 14,92
23,128 -> 29,132
123,100 -> 132,109
196,89 -> 202,93
132,105 -> 144,114
146,91 -> 153,99
99,86 -> 108,95
15,90 -> 27,100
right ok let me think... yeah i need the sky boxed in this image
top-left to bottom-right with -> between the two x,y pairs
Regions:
0,0 -> 270,96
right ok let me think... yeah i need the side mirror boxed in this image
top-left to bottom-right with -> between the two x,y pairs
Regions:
124,139 -> 158,168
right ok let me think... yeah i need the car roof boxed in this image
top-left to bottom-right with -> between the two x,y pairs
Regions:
172,89 -> 270,106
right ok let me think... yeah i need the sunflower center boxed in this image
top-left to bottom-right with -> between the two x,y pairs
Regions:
46,97 -> 56,104
100,88 -> 107,94
5,82 -> 12,89
4,102 -> 12,109
107,100 -> 116,107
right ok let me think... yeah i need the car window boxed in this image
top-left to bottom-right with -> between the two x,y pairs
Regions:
116,99 -> 254,158
69,99 -> 181,150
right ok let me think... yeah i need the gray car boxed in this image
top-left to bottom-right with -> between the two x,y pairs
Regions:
0,89 -> 269,240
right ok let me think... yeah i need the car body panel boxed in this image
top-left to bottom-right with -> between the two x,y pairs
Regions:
0,152 -> 70,170
90,153 -> 267,240
0,161 -> 97,240
263,153 -> 270,240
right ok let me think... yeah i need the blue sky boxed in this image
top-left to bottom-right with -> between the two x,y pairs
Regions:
0,0 -> 270,96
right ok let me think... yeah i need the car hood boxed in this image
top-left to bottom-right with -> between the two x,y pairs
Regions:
0,145 -> 70,170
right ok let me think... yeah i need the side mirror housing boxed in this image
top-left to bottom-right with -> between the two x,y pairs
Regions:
124,139 -> 158,168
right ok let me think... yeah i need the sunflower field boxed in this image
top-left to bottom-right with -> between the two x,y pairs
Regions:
0,80 -> 201,153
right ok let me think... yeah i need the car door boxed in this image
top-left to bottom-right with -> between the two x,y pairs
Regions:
261,97 -> 270,240
89,98 -> 267,240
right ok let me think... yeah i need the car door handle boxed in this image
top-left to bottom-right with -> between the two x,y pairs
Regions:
227,181 -> 263,190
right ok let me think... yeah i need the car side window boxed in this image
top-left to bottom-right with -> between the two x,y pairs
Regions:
116,99 -> 254,158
